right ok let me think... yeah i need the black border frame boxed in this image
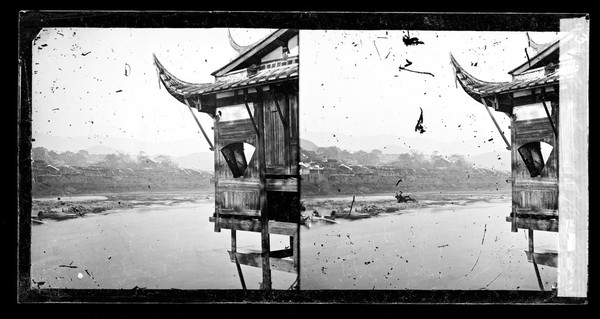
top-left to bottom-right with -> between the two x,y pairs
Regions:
17,10 -> 589,305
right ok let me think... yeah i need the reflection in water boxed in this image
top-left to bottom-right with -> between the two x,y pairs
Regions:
31,198 -> 295,289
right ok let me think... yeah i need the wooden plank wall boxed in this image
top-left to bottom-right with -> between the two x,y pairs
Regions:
215,116 -> 260,213
212,83 -> 299,218
262,85 -> 299,176
558,17 -> 589,298
215,119 -> 259,180
513,116 -> 558,180
511,110 -> 559,220
264,95 -> 286,173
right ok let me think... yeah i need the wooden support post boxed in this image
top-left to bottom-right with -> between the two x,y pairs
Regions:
289,233 -> 299,271
510,114 -> 518,233
255,87 -> 272,290
529,229 -> 545,291
183,98 -> 214,151
231,229 -> 247,290
294,230 -> 300,289
481,97 -> 511,150
213,113 -> 220,233
243,89 -> 260,136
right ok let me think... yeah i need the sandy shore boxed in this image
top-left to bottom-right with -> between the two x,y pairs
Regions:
302,190 -> 510,220
31,190 -> 214,222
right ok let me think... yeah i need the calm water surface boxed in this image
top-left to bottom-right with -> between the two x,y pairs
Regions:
31,198 -> 295,289
32,195 -> 556,291
301,197 -> 557,290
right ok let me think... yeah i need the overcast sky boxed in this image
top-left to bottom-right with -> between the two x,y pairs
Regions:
32,28 -> 275,156
32,27 -> 559,157
300,29 -> 560,154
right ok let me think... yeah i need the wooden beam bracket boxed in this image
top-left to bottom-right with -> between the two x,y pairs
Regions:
269,85 -> 289,128
538,90 -> 558,137
183,98 -> 214,151
243,89 -> 261,136
481,97 -> 512,150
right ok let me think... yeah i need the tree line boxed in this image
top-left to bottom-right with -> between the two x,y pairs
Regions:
302,145 -> 471,170
32,147 -> 179,170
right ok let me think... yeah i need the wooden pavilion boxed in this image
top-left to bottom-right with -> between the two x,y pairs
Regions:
450,31 -> 587,292
153,29 -> 300,290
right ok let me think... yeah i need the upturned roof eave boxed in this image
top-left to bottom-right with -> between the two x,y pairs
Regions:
154,53 -> 298,104
450,53 -> 559,102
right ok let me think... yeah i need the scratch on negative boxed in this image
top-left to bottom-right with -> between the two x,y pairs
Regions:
373,40 -> 381,60
400,67 -> 435,77
481,223 -> 487,245
465,250 -> 482,277
467,225 -> 488,277
482,273 -> 502,289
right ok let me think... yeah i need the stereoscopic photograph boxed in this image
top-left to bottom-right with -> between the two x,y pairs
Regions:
17,11 -> 589,303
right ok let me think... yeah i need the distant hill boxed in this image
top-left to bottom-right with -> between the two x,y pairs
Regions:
86,145 -> 118,155
301,131 -> 509,157
300,138 -> 319,151
380,144 -> 411,154
33,132 -> 215,171
32,132 -> 212,157
468,151 -> 511,172
172,152 -> 214,171
299,133 -> 511,172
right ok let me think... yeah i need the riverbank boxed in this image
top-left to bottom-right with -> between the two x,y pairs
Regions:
31,189 -> 214,222
302,189 -> 510,220
32,188 -> 509,223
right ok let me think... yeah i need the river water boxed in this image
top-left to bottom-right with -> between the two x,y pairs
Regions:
31,195 -> 556,291
300,197 -> 557,290
31,198 -> 296,290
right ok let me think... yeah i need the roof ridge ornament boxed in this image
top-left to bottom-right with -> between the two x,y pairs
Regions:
526,32 -> 551,53
227,29 -> 258,56
227,29 -> 247,54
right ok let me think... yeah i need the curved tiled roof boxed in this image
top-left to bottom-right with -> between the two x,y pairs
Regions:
153,54 -> 298,102
153,54 -> 211,103
449,53 -> 559,102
